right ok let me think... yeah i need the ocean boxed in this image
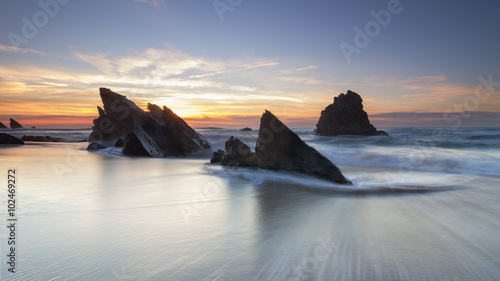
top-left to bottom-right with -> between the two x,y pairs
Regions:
1,127 -> 499,280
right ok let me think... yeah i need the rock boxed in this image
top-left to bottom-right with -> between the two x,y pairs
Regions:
316,90 -> 388,136
210,149 -> 225,164
88,88 -> 145,145
147,103 -> 211,155
122,121 -> 166,157
87,142 -> 106,150
0,122 -> 7,129
31,126 -> 36,129
217,111 -> 351,184
0,133 -> 24,145
256,110 -> 351,184
88,88 -> 210,157
21,135 -> 61,142
114,138 -> 124,147
240,127 -> 252,131
221,136 -> 259,167
10,118 -> 23,129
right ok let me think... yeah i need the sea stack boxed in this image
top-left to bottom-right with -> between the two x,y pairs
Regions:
316,90 -> 387,136
0,122 -> 7,129
88,88 -> 210,157
10,118 -> 23,129
214,111 -> 351,184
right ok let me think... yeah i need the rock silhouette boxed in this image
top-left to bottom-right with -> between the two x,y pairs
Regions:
0,122 -> 7,129
316,90 -> 387,136
221,136 -> 259,167
10,118 -> 23,129
210,149 -> 225,164
215,111 -> 351,184
0,133 -> 24,145
22,135 -> 61,142
88,88 -> 210,156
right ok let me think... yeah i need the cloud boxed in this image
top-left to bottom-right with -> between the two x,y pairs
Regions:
188,60 -> 279,79
0,45 -> 306,127
279,65 -> 317,74
133,0 -> 165,8
279,77 -> 323,85
0,44 -> 46,55
74,52 -> 115,74
6,44 -> 498,128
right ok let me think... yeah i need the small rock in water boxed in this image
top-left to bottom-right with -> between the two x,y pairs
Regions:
114,138 -> 124,147
87,142 -> 106,150
210,149 -> 225,164
221,136 -> 259,167
22,135 -> 61,142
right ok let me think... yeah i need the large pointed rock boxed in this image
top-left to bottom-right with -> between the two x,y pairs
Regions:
316,90 -> 387,136
10,118 -> 23,129
88,88 -> 210,156
0,133 -> 24,145
256,111 -> 351,184
216,111 -> 351,184
0,122 -> 7,129
89,88 -> 146,145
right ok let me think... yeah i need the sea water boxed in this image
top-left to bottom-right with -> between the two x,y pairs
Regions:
0,127 -> 499,280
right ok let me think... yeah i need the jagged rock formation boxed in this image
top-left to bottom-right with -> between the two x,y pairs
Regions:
87,142 -> 106,150
88,88 -> 210,156
10,118 -> 23,129
213,111 -> 351,184
0,122 -> 7,129
210,149 -> 225,164
316,90 -> 387,136
114,138 -> 124,147
0,133 -> 24,145
22,135 -> 61,142
221,136 -> 259,167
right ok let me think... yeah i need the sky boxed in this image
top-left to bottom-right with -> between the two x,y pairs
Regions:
0,0 -> 499,128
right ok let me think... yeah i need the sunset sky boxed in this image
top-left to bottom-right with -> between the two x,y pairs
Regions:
1,0 -> 499,128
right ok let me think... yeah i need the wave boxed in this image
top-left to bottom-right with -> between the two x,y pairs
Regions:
5,127 -> 498,177
200,127 -> 500,178
203,164 -> 465,195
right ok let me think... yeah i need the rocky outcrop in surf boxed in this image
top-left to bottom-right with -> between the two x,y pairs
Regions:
220,136 -> 259,167
0,122 -> 7,129
88,88 -> 210,156
10,118 -> 23,129
210,149 -> 225,164
22,135 -> 62,142
316,90 -> 387,136
0,133 -> 24,145
213,111 -> 351,184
